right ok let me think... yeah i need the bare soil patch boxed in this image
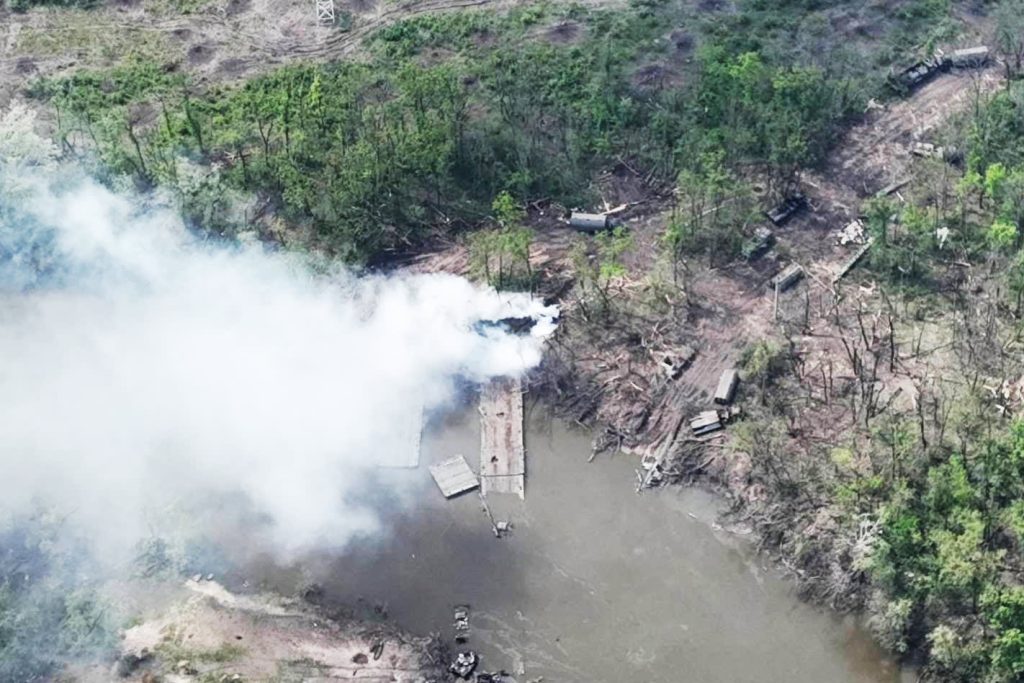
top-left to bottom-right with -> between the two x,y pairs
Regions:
106,579 -> 442,683
186,42 -> 215,65
666,28 -> 694,61
631,61 -> 685,92
543,19 -> 582,45
225,0 -> 251,16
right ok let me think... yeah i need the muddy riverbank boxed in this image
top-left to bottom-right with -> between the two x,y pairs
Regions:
239,401 -> 908,683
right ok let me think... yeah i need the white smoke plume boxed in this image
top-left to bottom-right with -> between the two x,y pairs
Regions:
0,105 -> 556,556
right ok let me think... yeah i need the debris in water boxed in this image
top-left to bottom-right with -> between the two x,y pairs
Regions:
429,455 -> 480,498
476,672 -> 510,682
453,605 -> 470,643
449,651 -> 478,679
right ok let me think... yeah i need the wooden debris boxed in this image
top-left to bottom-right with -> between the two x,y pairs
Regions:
601,203 -> 630,216
429,456 -> 479,498
875,178 -> 911,198
636,414 -> 686,493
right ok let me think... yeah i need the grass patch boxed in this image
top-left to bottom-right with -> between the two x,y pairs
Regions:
156,637 -> 248,665
14,21 -> 171,64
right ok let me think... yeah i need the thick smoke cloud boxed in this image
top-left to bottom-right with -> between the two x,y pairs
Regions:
0,108 -> 555,555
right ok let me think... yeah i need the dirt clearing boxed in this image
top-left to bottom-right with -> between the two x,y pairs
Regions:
74,578 -> 443,682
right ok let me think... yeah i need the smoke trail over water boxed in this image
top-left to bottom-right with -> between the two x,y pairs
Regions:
0,160 -> 555,556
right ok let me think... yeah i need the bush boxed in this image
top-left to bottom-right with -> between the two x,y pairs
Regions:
0,515 -> 116,679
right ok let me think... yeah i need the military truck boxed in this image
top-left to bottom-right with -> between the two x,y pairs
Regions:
889,53 -> 949,93
950,46 -> 989,68
770,263 -> 804,292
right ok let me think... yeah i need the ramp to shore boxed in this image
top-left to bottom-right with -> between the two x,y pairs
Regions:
479,377 -> 525,498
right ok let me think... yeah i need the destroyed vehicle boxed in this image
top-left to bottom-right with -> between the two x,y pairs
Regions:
742,226 -> 775,260
474,316 -> 537,336
690,410 -> 723,437
453,605 -> 470,642
660,355 -> 682,380
658,346 -> 695,380
950,46 -> 989,68
449,651 -> 478,679
889,54 -> 948,93
837,219 -> 867,246
907,141 -> 962,165
911,142 -> 941,159
689,406 -> 741,436
765,195 -> 806,226
569,211 -> 610,232
714,369 -> 739,405
770,263 -> 804,292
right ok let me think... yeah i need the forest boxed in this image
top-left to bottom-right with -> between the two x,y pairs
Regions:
29,0 -> 928,259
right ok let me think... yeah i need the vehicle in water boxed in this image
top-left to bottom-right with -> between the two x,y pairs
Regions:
449,651 -> 478,679
453,605 -> 470,643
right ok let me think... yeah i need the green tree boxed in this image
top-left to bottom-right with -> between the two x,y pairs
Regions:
468,192 -> 533,290
995,0 -> 1024,83
987,218 -> 1016,252
571,226 -> 634,319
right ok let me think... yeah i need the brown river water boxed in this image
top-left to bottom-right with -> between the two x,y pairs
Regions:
245,403 -> 908,683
